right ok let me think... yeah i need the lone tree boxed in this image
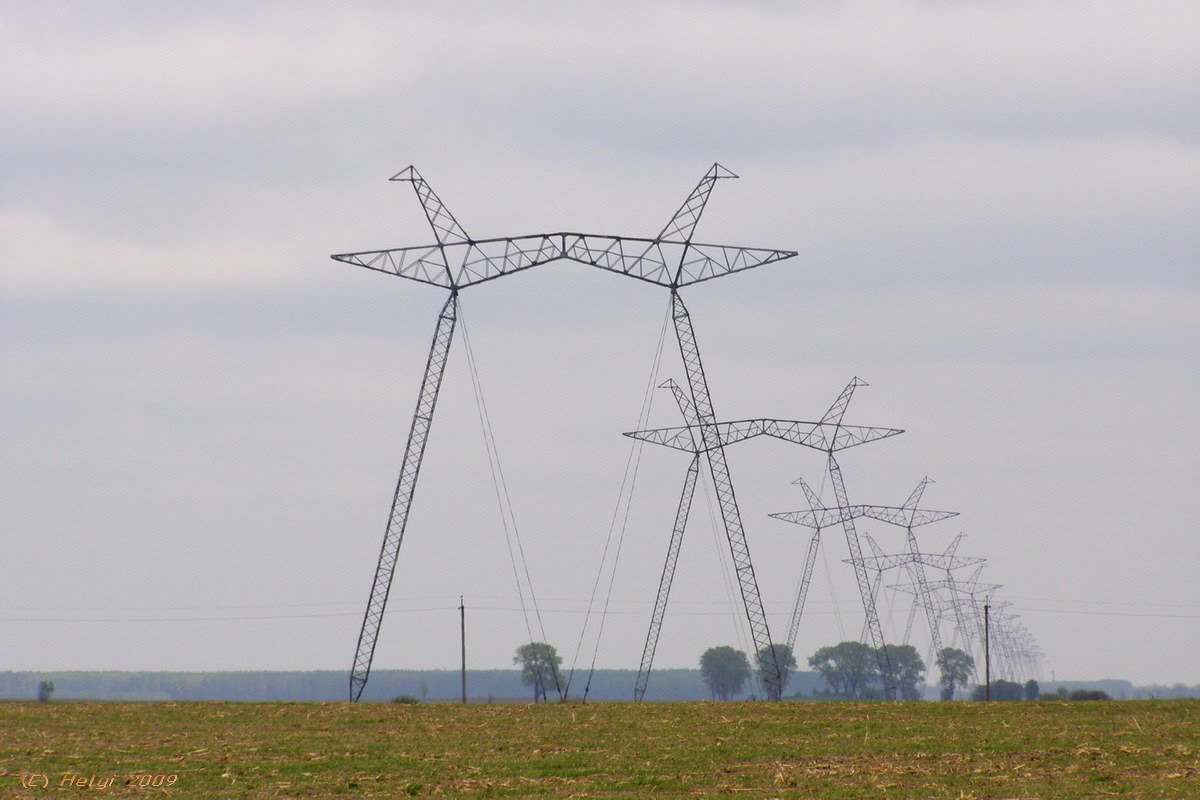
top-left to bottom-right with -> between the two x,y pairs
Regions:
756,644 -> 797,701
37,680 -> 54,703
808,641 -> 879,699
936,647 -> 975,700
513,642 -> 562,702
700,646 -> 751,700
1024,679 -> 1040,701
883,644 -> 926,701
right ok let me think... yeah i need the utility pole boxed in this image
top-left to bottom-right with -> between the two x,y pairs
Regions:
984,602 -> 991,701
459,595 -> 467,704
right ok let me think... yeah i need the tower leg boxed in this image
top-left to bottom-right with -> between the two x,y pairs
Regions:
785,529 -> 821,654
859,570 -> 884,644
634,453 -> 701,701
349,291 -> 458,702
670,291 -> 783,700
905,528 -> 945,677
903,596 -> 919,645
827,453 -> 896,698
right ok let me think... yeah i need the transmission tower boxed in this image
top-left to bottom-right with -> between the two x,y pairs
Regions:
333,164 -> 797,701
764,378 -> 909,697
893,568 -> 1003,679
855,478 -> 957,682
626,381 -> 903,700
773,475 -> 966,676
862,535 -> 984,656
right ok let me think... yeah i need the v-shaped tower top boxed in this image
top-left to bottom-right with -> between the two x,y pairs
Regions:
332,164 -> 797,291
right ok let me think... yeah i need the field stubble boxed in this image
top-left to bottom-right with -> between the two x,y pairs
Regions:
0,699 -> 1196,798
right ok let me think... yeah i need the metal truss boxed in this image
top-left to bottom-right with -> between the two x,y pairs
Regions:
779,477 -> 829,653
349,292 -> 457,702
670,293 -> 786,699
332,166 -> 795,292
626,418 -> 902,454
856,533 -> 890,645
786,532 -> 822,653
633,381 -> 700,702
334,164 -> 796,701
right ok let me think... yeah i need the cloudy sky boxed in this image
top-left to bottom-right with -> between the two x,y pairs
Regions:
3,1 -> 1197,690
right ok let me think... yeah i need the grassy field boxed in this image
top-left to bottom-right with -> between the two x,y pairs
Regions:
1,700 -> 1196,798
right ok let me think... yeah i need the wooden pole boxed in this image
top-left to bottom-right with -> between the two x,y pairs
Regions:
984,602 -> 991,701
459,596 -> 467,704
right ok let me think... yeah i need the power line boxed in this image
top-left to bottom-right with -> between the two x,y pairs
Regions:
1012,607 -> 1200,620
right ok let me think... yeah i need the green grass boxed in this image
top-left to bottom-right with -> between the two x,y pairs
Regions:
1,700 -> 1196,798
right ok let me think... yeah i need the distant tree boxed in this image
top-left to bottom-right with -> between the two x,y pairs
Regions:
755,643 -> 798,701
971,679 -> 1023,701
37,680 -> 54,702
808,641 -> 879,699
882,644 -> 926,701
936,648 -> 975,700
700,646 -> 752,700
996,680 -> 1024,701
1068,689 -> 1110,701
1023,679 -> 1040,701
513,642 -> 562,702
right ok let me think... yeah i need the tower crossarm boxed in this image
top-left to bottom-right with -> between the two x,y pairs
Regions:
334,235 -> 798,292
769,506 -> 861,529
564,236 -> 798,288
894,579 -> 1003,596
759,420 -> 903,451
623,420 -> 768,452
333,234 -> 569,290
852,505 -> 959,528
624,419 -> 901,453
848,550 -> 987,573
913,552 -> 986,571
847,552 -> 918,572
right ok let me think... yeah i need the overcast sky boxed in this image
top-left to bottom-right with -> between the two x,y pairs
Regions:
2,1 -> 1198,690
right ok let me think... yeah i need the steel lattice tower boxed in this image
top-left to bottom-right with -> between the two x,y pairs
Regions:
847,479 -> 959,681
333,165 -> 797,701
764,378 -> 907,698
773,473 -> 964,681
625,382 -> 902,700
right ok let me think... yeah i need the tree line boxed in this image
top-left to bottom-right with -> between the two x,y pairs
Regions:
693,641 -> 983,701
